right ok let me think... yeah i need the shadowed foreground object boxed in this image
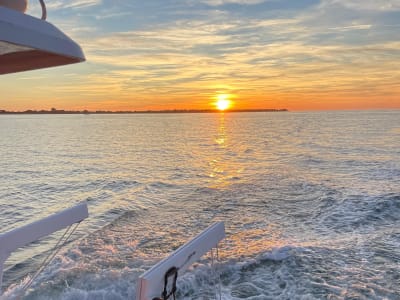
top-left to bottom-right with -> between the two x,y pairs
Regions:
137,222 -> 225,300
0,5 -> 85,75
0,203 -> 89,294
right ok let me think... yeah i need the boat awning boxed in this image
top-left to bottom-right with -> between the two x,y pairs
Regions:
0,7 -> 85,75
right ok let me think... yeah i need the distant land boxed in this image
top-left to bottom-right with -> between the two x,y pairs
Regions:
0,108 -> 288,114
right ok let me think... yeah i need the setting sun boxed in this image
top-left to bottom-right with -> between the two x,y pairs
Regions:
216,94 -> 232,111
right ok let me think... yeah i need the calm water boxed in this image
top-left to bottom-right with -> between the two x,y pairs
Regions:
0,111 -> 399,299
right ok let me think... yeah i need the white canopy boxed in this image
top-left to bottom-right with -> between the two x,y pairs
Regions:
0,6 -> 85,74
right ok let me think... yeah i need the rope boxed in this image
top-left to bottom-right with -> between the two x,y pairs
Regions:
15,221 -> 81,299
153,245 -> 223,300
211,245 -> 222,300
152,266 -> 178,300
216,245 -> 222,300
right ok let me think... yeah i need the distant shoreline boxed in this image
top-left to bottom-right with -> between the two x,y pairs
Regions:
0,108 -> 288,115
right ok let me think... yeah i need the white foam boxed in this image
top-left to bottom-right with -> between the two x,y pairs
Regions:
260,246 -> 294,261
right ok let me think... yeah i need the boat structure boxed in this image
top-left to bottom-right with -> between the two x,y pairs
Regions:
1,0 -> 89,296
0,0 -> 85,74
137,222 -> 225,300
0,1 -> 226,299
0,203 -> 89,294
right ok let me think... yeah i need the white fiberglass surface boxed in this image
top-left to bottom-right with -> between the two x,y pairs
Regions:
0,41 -> 32,55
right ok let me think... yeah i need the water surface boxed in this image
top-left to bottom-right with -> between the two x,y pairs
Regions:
0,111 -> 399,299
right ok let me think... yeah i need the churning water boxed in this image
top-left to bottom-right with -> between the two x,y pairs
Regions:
0,111 -> 399,299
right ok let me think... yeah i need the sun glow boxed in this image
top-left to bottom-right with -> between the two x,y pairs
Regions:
216,94 -> 232,111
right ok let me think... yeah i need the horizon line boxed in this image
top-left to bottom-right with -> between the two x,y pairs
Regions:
0,108 -> 289,114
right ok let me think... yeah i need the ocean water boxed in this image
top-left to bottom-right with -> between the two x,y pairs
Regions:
0,111 -> 399,299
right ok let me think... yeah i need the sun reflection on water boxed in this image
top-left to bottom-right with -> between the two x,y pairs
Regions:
215,113 -> 227,146
221,225 -> 288,258
206,113 -> 244,188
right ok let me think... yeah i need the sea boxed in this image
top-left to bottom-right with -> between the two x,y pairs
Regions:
0,110 -> 399,299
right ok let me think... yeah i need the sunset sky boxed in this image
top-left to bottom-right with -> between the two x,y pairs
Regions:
1,0 -> 400,111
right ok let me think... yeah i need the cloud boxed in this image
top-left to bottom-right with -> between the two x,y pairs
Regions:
326,0 -> 400,11
46,0 -> 102,10
3,0 -> 400,110
69,13 -> 400,108
201,0 -> 267,6
26,0 -> 101,17
327,24 -> 372,31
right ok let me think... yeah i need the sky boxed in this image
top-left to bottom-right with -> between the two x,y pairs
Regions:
1,0 -> 400,111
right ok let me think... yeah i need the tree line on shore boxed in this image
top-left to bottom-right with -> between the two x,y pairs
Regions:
0,108 -> 288,114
